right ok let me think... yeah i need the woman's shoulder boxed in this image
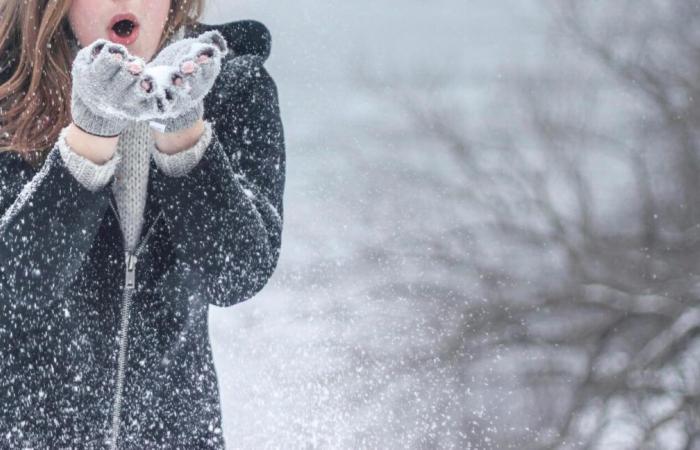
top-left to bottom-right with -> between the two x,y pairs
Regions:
185,20 -> 272,63
194,19 -> 278,110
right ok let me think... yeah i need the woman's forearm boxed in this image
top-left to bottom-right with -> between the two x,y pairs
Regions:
151,118 -> 206,155
64,122 -> 119,164
64,118 -> 206,164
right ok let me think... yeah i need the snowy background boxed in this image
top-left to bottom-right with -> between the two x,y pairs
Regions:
202,1 -> 700,449
203,0 -> 546,448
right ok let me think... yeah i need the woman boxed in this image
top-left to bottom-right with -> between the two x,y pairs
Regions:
0,0 -> 285,447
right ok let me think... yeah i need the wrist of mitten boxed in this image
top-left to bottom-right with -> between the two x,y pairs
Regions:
57,126 -> 122,191
150,101 -> 204,134
71,95 -> 129,137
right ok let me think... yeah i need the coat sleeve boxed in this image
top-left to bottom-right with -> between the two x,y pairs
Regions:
0,144 -> 112,304
149,54 -> 286,308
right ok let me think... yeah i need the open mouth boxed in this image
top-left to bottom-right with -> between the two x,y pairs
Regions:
113,19 -> 136,37
108,13 -> 139,45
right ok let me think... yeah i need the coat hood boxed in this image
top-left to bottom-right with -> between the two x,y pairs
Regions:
187,20 -> 272,64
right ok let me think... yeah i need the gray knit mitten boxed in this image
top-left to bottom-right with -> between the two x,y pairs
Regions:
140,30 -> 229,133
71,39 -> 149,137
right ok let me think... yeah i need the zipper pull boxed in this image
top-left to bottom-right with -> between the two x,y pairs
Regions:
125,251 -> 137,289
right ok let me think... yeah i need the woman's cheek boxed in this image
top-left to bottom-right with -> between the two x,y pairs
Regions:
141,2 -> 171,59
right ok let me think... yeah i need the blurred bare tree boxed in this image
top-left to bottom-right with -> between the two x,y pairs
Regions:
350,0 -> 700,448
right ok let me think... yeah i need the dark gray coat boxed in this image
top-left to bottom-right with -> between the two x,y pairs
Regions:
0,19 -> 285,449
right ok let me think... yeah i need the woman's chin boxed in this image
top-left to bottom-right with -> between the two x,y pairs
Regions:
126,46 -> 152,62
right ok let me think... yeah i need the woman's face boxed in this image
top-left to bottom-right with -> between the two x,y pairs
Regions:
67,0 -> 171,62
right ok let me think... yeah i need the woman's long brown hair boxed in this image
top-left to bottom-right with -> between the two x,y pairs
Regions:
0,0 -> 205,169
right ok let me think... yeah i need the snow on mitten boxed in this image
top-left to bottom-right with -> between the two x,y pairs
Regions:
140,30 -> 229,133
70,39 -> 149,137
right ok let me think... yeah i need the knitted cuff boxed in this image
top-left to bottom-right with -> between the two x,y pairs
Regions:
71,96 -> 127,138
57,126 -> 122,192
150,120 -> 212,177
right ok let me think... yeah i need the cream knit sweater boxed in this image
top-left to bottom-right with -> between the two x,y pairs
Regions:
56,27 -> 213,252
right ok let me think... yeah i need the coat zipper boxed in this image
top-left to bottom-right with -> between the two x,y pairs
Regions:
107,196 -> 163,449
